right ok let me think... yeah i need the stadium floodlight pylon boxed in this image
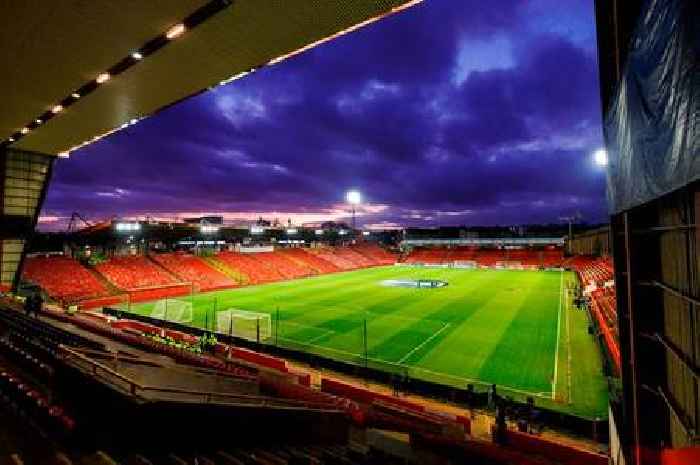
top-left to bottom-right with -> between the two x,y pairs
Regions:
217,309 -> 272,343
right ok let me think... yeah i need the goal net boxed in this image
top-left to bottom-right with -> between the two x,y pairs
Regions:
151,298 -> 193,323
216,309 -> 272,342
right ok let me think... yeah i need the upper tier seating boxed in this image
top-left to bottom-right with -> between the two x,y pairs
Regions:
404,247 -> 450,264
351,244 -> 396,265
255,251 -> 314,279
309,248 -> 358,270
403,247 -> 564,267
215,251 -> 283,284
22,256 -> 111,303
277,248 -> 341,274
333,247 -> 374,267
151,253 -> 235,291
95,256 -> 181,290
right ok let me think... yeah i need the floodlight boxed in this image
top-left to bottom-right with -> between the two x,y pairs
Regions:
96,72 -> 111,84
71,92 -> 81,99
51,105 -> 63,114
166,23 -> 186,39
131,52 -> 143,60
20,127 -> 29,134
593,149 -> 608,167
201,224 -> 219,234
115,222 -> 141,232
346,190 -> 362,205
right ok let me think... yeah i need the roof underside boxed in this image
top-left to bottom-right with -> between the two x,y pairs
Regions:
2,0 -> 420,155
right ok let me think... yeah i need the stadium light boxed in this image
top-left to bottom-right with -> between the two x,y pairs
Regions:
200,224 -> 219,234
114,222 -> 141,232
96,72 -> 111,84
593,148 -> 608,167
166,23 -> 186,39
346,190 -> 362,229
346,190 -> 362,205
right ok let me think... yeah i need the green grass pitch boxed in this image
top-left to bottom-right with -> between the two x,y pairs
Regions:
126,266 -> 609,418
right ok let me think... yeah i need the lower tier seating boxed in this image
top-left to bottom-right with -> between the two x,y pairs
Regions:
151,253 -> 235,291
95,256 -> 182,290
22,256 -> 111,303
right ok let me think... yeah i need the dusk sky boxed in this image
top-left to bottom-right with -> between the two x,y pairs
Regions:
39,0 -> 607,231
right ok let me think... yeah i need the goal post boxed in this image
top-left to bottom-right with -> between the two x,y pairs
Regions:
151,298 -> 193,324
216,309 -> 272,342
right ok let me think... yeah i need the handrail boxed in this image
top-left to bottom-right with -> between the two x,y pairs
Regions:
58,345 -> 337,411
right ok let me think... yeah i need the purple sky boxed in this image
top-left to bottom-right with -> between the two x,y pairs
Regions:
39,0 -> 607,231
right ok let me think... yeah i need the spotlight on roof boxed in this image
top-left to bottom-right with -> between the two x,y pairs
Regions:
131,51 -> 143,60
346,190 -> 362,205
51,104 -> 63,114
593,148 -> 608,167
96,72 -> 111,84
166,23 -> 186,40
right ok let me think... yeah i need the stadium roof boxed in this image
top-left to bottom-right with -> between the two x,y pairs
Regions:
1,0 -> 421,156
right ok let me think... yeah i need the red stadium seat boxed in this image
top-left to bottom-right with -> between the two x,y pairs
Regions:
95,256 -> 182,290
22,256 -> 112,303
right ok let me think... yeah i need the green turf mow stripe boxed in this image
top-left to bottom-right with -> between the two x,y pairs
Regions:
127,266 -> 608,418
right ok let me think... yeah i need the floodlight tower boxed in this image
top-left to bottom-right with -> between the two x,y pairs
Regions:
346,190 -> 362,230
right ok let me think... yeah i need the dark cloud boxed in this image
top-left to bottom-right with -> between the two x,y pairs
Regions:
41,0 -> 607,230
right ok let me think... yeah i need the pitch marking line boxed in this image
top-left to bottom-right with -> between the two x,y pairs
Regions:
552,269 -> 563,400
397,323 -> 451,364
275,336 -> 552,400
306,329 -> 336,345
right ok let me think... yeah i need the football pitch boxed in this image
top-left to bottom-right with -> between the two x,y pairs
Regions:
126,266 -> 609,418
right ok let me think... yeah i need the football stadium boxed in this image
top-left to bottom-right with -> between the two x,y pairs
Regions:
0,1 -> 698,465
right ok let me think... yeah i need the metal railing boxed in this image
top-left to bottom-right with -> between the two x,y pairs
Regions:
58,345 -> 337,411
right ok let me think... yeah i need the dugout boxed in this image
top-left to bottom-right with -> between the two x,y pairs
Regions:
595,0 -> 700,463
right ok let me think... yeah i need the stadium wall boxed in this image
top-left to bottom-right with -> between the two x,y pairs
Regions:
570,227 -> 611,256
597,0 -> 700,462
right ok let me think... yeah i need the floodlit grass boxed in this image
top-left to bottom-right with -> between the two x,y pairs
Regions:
127,266 -> 608,418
